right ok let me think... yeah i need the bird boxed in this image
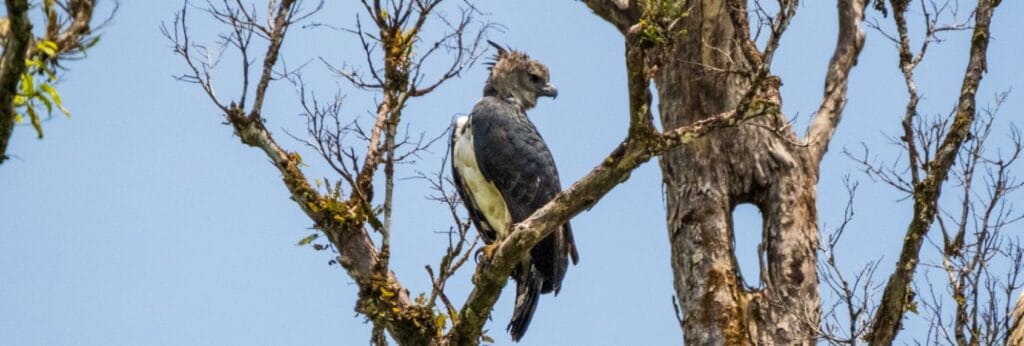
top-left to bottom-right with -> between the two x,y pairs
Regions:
450,40 -> 579,342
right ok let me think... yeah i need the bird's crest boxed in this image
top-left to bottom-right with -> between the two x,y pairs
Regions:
487,40 -> 510,60
484,40 -> 533,76
483,40 -> 510,71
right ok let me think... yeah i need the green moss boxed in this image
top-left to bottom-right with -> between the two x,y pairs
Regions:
638,0 -> 692,46
356,274 -> 442,343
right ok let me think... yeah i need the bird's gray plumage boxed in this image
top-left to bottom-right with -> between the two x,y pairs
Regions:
450,41 -> 578,342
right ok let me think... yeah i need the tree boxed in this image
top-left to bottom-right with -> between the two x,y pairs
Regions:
0,0 -> 106,165
590,0 -> 1022,344
588,0 -> 1020,344
166,0 -> 1020,344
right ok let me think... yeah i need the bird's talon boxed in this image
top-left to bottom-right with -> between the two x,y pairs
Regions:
481,243 -> 497,264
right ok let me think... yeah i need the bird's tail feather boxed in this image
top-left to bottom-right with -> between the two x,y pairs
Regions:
565,224 -> 580,265
507,272 -> 543,342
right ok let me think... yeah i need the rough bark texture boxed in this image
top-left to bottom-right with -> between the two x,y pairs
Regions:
0,0 -> 31,164
656,3 -> 818,344
1011,289 -> 1024,345
581,0 -> 868,344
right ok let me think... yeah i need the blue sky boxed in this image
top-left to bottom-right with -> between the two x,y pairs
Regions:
1,1 -> 1022,345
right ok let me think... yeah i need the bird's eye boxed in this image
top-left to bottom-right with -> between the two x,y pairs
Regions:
529,74 -> 542,84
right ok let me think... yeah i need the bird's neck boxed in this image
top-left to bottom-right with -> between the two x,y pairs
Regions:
483,84 -> 535,111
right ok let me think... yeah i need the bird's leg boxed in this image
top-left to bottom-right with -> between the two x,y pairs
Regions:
474,243 -> 498,268
480,243 -> 498,262
473,224 -> 512,283
472,242 -> 500,284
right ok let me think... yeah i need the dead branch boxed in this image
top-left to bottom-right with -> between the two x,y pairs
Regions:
816,176 -> 885,345
868,1 -> 1003,343
805,0 -> 869,163
580,0 -> 643,34
920,96 -> 1024,345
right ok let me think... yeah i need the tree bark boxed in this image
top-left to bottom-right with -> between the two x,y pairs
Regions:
0,0 -> 31,164
582,0 -> 867,343
655,2 -> 818,345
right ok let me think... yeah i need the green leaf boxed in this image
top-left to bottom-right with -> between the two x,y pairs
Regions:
14,112 -> 23,124
83,37 -> 100,50
20,72 -> 34,95
434,313 -> 447,330
39,84 -> 69,116
295,233 -> 319,246
36,40 -> 58,58
44,65 -> 57,82
36,90 -> 53,114
26,106 -> 43,139
25,58 -> 44,70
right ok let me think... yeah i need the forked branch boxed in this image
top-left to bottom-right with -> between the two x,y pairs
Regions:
806,0 -> 870,163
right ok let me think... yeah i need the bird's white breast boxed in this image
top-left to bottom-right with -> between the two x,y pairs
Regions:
454,116 -> 512,239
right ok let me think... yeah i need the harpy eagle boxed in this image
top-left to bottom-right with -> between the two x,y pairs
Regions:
450,41 -> 579,341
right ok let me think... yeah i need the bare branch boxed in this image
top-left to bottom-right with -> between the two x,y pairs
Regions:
816,176 -> 885,345
1009,261 -> 1024,345
249,0 -> 298,115
162,5 -> 230,112
868,1 -> 1004,343
805,0 -> 869,162
580,0 -> 642,34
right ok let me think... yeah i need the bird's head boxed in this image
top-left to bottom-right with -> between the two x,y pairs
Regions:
483,40 -> 557,110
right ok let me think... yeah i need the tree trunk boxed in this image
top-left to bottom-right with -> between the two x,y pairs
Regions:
0,0 -> 32,165
656,1 -> 820,344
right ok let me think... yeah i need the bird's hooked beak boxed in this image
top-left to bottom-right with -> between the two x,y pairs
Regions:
539,83 -> 558,99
